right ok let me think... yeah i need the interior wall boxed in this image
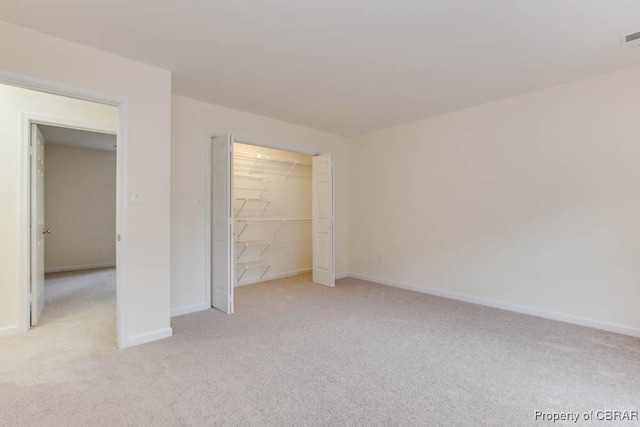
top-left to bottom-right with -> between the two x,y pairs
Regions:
234,142 -> 312,285
0,83 -> 117,333
350,66 -> 640,335
0,21 -> 172,347
171,95 -> 350,316
44,144 -> 116,272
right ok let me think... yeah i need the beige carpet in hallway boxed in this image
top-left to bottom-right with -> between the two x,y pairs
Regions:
1,272 -> 639,426
0,268 -> 116,371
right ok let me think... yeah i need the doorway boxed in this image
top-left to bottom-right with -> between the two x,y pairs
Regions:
208,134 -> 335,314
0,81 -> 121,345
30,124 -> 117,334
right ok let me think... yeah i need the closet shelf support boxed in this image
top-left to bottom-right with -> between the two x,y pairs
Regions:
237,223 -> 249,239
236,261 -> 271,283
235,240 -> 272,260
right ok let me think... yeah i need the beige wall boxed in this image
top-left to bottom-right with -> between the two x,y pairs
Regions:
171,95 -> 350,315
0,83 -> 117,334
44,144 -> 116,272
350,66 -> 640,335
0,21 -> 172,347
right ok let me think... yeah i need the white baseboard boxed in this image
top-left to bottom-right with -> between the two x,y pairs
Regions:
0,324 -> 22,337
45,262 -> 116,273
125,327 -> 173,348
236,268 -> 312,287
171,302 -> 211,317
176,270 -> 348,315
348,272 -> 640,338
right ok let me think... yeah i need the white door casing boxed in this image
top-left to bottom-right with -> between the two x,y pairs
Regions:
312,153 -> 335,287
31,124 -> 46,325
211,134 -> 235,313
6,69 -> 126,347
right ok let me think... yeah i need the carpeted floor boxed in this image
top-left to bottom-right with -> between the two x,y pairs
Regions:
1,269 -> 639,426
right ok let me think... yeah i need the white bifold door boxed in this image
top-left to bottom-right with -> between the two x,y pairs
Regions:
312,153 -> 335,287
31,124 -> 46,325
211,134 -> 235,314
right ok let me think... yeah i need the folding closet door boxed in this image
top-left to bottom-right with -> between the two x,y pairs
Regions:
312,153 -> 335,287
211,134 -> 234,314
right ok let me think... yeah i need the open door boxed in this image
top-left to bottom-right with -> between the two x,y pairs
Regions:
31,124 -> 46,325
312,153 -> 335,287
211,134 -> 235,313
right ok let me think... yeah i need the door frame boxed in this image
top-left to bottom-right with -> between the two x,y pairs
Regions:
204,132 -> 334,307
0,71 -> 129,348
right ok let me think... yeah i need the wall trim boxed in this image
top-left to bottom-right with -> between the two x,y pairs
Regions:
236,268 -> 312,287
175,270 -> 349,316
0,324 -> 23,337
126,327 -> 173,347
45,263 -> 116,274
348,272 -> 640,338
171,303 -> 211,317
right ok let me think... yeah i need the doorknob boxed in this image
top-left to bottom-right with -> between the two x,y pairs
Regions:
42,229 -> 51,235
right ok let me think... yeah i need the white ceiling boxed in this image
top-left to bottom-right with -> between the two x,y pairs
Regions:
39,125 -> 117,152
2,1 -> 640,136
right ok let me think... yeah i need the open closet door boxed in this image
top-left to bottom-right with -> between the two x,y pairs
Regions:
211,134 -> 235,313
312,153 -> 335,287
31,124 -> 46,325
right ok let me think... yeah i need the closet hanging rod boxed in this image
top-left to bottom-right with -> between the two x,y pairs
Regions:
235,186 -> 270,192
236,261 -> 271,283
234,197 -> 268,202
235,218 -> 312,223
236,260 -> 268,267
235,240 -> 272,246
235,240 -> 272,259
234,174 -> 271,182
234,151 -> 312,167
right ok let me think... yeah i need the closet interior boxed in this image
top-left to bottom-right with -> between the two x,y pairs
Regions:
233,142 -> 313,286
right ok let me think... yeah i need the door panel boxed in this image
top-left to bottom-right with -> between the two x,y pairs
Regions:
312,153 -> 335,287
211,134 -> 234,313
31,124 -> 46,325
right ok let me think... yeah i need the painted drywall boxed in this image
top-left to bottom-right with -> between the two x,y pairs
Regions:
171,95 -> 350,315
350,66 -> 640,334
0,83 -> 117,334
44,144 -> 116,272
0,21 -> 172,347
234,142 -> 312,285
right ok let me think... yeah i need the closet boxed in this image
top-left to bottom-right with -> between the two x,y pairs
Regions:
233,143 -> 313,286
210,134 -> 334,314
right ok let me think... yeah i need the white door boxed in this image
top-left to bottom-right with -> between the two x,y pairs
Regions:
211,134 -> 235,314
312,153 -> 335,287
31,124 -> 46,325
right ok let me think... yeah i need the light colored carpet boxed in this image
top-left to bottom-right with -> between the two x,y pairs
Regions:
1,270 -> 639,426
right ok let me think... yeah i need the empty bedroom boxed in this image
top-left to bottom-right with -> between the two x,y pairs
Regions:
1,1 -> 639,426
